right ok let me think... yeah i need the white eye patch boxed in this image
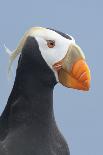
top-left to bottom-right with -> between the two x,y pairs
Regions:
33,29 -> 75,81
34,33 -> 75,69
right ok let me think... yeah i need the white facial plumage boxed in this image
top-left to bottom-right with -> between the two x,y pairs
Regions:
31,28 -> 75,81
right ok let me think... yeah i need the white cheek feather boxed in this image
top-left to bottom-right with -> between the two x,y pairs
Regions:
34,30 -> 75,82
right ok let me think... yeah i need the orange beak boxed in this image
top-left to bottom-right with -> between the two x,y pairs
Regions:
53,44 -> 91,91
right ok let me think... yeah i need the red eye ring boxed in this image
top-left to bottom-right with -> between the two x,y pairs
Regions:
47,40 -> 55,48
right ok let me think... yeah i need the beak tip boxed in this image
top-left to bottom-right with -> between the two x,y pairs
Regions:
83,79 -> 91,91
85,86 -> 91,91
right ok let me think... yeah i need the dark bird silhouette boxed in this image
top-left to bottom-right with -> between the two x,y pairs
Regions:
0,27 -> 91,155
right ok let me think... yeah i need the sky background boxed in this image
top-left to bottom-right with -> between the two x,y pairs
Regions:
0,0 -> 102,155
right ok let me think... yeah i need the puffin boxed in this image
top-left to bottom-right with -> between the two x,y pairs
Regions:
0,27 -> 91,155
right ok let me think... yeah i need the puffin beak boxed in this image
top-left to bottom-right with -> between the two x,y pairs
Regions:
53,44 -> 91,91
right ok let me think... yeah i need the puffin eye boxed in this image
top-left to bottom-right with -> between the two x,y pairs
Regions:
47,40 -> 55,48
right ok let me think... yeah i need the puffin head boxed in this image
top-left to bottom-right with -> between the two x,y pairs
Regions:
8,27 -> 91,91
28,27 -> 91,91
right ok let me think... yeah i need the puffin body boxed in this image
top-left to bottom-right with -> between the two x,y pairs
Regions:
0,27 -> 91,155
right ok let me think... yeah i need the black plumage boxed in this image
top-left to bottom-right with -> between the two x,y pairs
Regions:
0,37 -> 70,155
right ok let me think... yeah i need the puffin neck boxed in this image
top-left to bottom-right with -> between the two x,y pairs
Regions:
8,71 -> 54,129
2,36 -> 57,130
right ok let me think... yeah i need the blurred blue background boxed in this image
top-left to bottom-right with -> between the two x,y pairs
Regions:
0,0 -> 102,154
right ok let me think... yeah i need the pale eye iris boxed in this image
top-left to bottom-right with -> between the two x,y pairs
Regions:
47,40 -> 55,48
